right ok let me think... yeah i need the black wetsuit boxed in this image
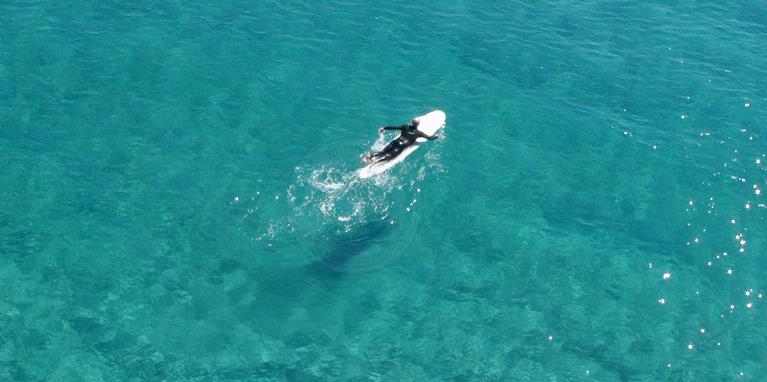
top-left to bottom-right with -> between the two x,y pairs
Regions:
372,123 -> 437,162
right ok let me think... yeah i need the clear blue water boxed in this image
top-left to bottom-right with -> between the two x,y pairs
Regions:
2,1 -> 767,380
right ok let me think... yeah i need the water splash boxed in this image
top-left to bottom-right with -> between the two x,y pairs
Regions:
289,164 -> 400,228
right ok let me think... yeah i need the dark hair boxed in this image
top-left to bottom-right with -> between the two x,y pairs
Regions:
411,119 -> 420,127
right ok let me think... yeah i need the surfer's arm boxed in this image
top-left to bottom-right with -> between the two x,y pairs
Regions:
381,124 -> 408,131
417,130 -> 438,140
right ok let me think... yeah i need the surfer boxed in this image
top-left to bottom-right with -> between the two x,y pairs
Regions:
362,118 -> 438,164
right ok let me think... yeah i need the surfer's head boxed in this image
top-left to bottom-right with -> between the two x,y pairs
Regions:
410,118 -> 420,127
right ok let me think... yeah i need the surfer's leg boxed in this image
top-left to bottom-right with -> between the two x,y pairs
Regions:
370,152 -> 391,164
383,141 -> 406,159
370,140 -> 400,163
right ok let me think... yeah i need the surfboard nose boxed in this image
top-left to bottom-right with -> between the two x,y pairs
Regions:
431,110 -> 446,127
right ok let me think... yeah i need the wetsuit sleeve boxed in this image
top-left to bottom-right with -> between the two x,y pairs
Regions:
382,124 -> 409,131
417,130 -> 438,140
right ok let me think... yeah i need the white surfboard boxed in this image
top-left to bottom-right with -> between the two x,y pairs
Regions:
358,110 -> 446,179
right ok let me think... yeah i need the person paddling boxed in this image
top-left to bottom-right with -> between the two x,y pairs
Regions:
362,118 -> 438,165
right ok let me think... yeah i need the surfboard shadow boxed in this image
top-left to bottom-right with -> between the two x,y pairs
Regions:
303,219 -> 391,281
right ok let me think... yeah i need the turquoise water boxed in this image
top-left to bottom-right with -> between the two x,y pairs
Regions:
2,1 -> 767,380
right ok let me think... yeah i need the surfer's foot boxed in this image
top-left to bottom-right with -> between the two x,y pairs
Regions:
361,154 -> 371,164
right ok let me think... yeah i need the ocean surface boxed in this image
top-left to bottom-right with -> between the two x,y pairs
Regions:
2,1 -> 767,380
